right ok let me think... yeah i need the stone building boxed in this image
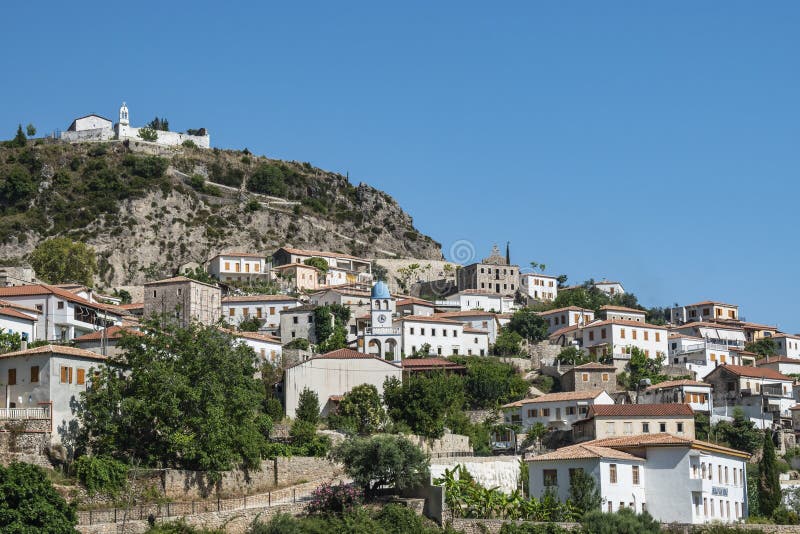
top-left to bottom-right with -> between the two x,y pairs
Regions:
143,276 -> 221,327
456,244 -> 520,297
561,362 -> 618,393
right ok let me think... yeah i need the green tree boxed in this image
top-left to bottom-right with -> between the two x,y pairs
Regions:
0,462 -> 78,533
623,347 -> 666,390
494,329 -> 524,356
712,407 -> 762,454
238,316 -> 262,332
331,435 -> 430,499
1,165 -> 36,207
247,163 -> 288,197
113,289 -> 133,304
0,329 -> 22,354
25,123 -> 36,137
29,237 -> 97,285
568,469 -> 601,518
182,266 -> 216,285
581,508 -> 661,533
296,387 -> 320,425
138,126 -> 158,141
450,356 -> 529,409
10,124 -> 26,147
383,373 -> 464,439
303,257 -> 329,273
694,413 -> 710,441
556,346 -> 591,365
75,322 -> 271,474
507,308 -> 549,343
330,384 -> 386,435
760,431 -> 782,517
146,117 -> 170,131
745,338 -> 777,358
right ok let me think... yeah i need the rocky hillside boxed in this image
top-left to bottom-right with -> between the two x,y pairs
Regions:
0,140 -> 442,289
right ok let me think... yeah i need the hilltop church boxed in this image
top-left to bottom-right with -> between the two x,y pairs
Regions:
61,102 -> 210,148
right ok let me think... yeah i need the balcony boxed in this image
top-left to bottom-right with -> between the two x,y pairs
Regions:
0,406 -> 50,420
365,327 -> 401,335
687,477 -> 712,493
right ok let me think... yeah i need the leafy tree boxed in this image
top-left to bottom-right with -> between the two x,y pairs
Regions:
247,163 -> 288,197
329,384 -> 386,435
182,266 -> 216,285
238,316 -> 262,332
317,323 -> 347,353
409,343 -> 432,357
581,508 -> 661,533
556,346 -> 591,365
712,407 -> 762,454
623,347 -> 666,390
568,469 -> 601,518
507,308 -> 548,343
694,413 -> 710,441
0,462 -> 78,533
264,397 -> 283,422
113,288 -> 133,304
283,338 -> 310,350
303,257 -> 329,273
760,430 -> 782,517
0,329 -> 22,354
745,338 -> 777,358
1,164 -> 36,207
521,422 -> 548,451
76,322 -> 271,474
29,237 -> 97,285
10,124 -> 26,147
383,373 -> 464,439
146,117 -> 170,131
371,261 -> 388,282
450,356 -> 529,409
289,420 -> 331,457
331,434 -> 430,498
494,328 -> 524,356
556,274 -> 568,288
138,126 -> 158,141
73,455 -> 129,497
25,123 -> 36,137
296,387 -> 320,425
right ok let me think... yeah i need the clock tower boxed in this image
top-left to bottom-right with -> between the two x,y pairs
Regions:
364,281 -> 400,361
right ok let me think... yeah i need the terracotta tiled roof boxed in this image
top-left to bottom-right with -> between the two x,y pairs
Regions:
276,247 -> 365,261
520,272 -> 557,279
526,443 -> 644,463
645,380 -> 710,391
684,300 -> 738,308
790,405 -> 800,411
668,332 -> 704,340
0,344 -> 107,361
317,348 -> 378,359
395,315 -> 462,325
232,331 -> 281,343
436,310 -> 497,318
0,307 -> 37,321
0,284 -> 125,315
568,362 -> 617,371
771,333 -> 800,340
673,321 -> 744,332
584,319 -> 667,330
711,364 -> 793,381
273,263 -> 320,272
548,324 -> 581,339
0,300 -> 41,314
209,252 -> 265,259
402,358 -> 465,370
144,276 -> 218,289
756,356 -> 800,366
118,302 -> 144,310
222,295 -> 299,303
396,298 -> 435,307
464,327 -> 489,334
587,433 -> 750,459
73,325 -> 142,342
589,403 -> 693,417
538,306 -> 594,316
600,305 -> 646,314
503,390 -> 607,408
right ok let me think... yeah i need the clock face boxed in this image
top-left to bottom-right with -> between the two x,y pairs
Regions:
377,314 -> 387,323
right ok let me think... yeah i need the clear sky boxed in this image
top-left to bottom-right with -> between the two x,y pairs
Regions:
1,2 -> 799,331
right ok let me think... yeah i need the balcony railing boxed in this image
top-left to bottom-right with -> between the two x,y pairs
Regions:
0,406 -> 50,420
365,327 -> 401,335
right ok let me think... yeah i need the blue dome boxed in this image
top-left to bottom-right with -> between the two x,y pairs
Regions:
371,281 -> 391,299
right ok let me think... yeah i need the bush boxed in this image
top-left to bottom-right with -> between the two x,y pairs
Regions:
144,520 -> 224,533
247,163 -> 287,197
499,523 -> 570,533
73,456 -> 129,497
306,482 -> 363,517
182,140 -> 197,149
264,398 -> 283,421
296,388 -> 320,424
283,338 -> 310,350
580,508 -> 661,533
0,462 -> 77,532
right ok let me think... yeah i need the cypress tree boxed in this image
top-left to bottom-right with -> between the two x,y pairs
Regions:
759,430 -> 781,517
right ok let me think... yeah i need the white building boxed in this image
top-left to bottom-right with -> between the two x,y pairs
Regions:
756,356 -> 800,377
435,290 -> 516,314
395,315 -> 472,357
594,280 -> 625,296
501,390 -> 615,432
639,380 -> 714,414
520,273 -> 558,302
668,332 -> 743,380
228,330 -> 282,365
62,102 -> 210,148
272,247 -> 372,286
573,403 -> 695,442
222,295 -> 300,330
539,307 -> 595,335
670,301 -> 739,325
528,433 -> 750,523
0,345 -> 108,443
773,334 -> 800,359
362,282 -> 401,362
283,348 -> 401,418
435,310 -> 501,344
0,284 -> 123,341
0,305 -> 38,342
396,297 -> 436,317
580,319 -> 668,369
208,253 -> 269,283
600,305 -> 646,323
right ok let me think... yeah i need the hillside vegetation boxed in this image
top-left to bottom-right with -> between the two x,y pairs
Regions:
0,140 -> 441,288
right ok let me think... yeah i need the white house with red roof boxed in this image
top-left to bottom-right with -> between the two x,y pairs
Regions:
222,294 -> 301,331
772,333 -> 800,359
272,247 -> 372,285
283,348 -> 401,418
0,345 -> 110,443
573,403 -> 696,442
226,329 -> 282,365
667,331 -> 744,380
501,390 -> 615,432
520,272 -> 558,302
0,284 -> 124,342
0,302 -> 38,342
538,306 -> 595,335
579,319 -> 668,371
207,252 -> 269,283
639,380 -> 714,414
527,433 -> 750,523
435,310 -> 500,344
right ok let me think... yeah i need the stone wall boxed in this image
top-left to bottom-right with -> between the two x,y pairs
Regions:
408,433 -> 472,456
0,419 -> 52,469
61,127 -> 115,143
449,519 -> 580,533
430,456 -> 521,494
529,341 -> 561,368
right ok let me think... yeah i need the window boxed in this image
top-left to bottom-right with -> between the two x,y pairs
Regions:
225,262 -> 230,270
292,316 -> 298,324
703,498 -> 708,517
566,406 -> 575,415
543,470 -> 558,487
77,368 -> 86,386
642,422 -> 650,433
659,422 -> 666,432
542,408 -> 550,417
410,327 -> 415,335
421,328 -> 426,336
443,329 -> 447,337
57,301 -> 65,309
677,422 -> 684,433
620,329 -> 625,339
724,466 -> 729,484
644,331 -> 649,341
605,422 -> 615,435
256,308 -> 263,318
7,368 -> 16,385
632,330 -> 637,340
60,366 -> 72,384
602,373 -> 609,381
582,373 -> 589,382
655,332 -> 660,342
270,306 -> 276,315
601,328 -> 607,339
624,422 -> 632,434
589,331 -> 595,341
608,502 -> 613,512
30,366 -> 39,383
453,330 -> 458,337
733,467 -> 738,485
528,409 -> 538,418
609,464 -> 617,483
243,307 -> 249,317
718,466 -> 722,482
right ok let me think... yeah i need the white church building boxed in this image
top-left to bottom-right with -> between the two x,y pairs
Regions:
61,102 -> 210,148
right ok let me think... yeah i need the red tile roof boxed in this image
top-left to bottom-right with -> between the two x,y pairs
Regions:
143,276 -> 218,289
587,433 -> 750,459
0,307 -> 37,322
317,348 -> 378,359
503,390 -> 607,408
569,362 -> 617,371
0,344 -> 107,361
526,443 -> 644,462
222,295 -> 299,303
396,297 -> 435,307
584,319 -> 667,330
589,403 -> 694,417
395,315 -> 462,325
756,356 -> 800,366
73,325 -> 142,342
0,284 -> 125,315
711,364 -> 793,381
0,300 -> 40,314
600,305 -> 646,314
644,380 -> 710,391
401,358 -> 466,370
209,252 -> 265,259
538,306 -> 594,316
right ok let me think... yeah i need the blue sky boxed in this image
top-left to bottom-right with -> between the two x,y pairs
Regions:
1,2 -> 799,330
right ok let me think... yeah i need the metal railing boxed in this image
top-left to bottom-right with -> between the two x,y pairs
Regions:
0,407 -> 50,420
365,327 -> 401,335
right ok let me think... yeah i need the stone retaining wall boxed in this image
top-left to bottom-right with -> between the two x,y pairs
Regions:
449,519 -> 580,533
0,419 -> 52,469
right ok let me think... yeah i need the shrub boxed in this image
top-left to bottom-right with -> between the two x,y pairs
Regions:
264,398 -> 283,421
138,127 -> 158,142
306,482 -> 363,517
283,338 -> 310,350
499,523 -> 570,533
296,388 -> 320,424
73,455 -> 129,497
581,508 -> 661,533
247,163 -> 287,197
0,462 -> 77,532
182,140 -> 197,149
